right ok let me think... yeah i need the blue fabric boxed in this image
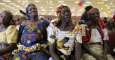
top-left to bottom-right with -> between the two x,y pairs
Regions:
15,21 -> 49,60
81,0 -> 86,3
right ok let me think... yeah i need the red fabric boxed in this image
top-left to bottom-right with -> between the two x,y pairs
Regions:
78,1 -> 83,6
82,25 -> 90,43
98,18 -> 106,29
56,5 -> 64,14
109,31 -> 115,50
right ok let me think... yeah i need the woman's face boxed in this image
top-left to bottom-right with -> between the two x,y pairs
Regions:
0,11 -> 10,25
90,9 -> 100,22
60,7 -> 71,22
27,4 -> 38,19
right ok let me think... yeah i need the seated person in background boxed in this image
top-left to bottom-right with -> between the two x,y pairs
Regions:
81,8 -> 114,60
47,5 -> 81,60
13,3 -> 49,60
109,31 -> 115,56
0,11 -> 18,60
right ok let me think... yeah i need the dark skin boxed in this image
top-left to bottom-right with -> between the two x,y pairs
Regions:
0,11 -> 17,55
82,9 -> 108,60
49,6 -> 81,60
27,4 -> 38,22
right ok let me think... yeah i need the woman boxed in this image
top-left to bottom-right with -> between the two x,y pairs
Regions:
13,3 -> 49,60
0,11 -> 18,60
81,8 -> 114,60
47,5 -> 81,60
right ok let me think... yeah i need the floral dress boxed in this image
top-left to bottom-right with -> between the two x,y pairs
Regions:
47,21 -> 82,60
13,20 -> 49,60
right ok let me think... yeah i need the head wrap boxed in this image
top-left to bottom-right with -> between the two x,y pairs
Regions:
87,8 -> 99,19
56,5 -> 64,15
87,8 -> 105,29
26,3 -> 37,20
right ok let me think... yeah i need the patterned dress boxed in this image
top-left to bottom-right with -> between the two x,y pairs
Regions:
0,25 -> 18,60
47,21 -> 82,60
13,20 -> 49,60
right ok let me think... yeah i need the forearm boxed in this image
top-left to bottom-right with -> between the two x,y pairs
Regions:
103,40 -> 108,55
75,42 -> 81,60
82,44 -> 98,58
49,44 -> 60,60
0,43 -> 17,54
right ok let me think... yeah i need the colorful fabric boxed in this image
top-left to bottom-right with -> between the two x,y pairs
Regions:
0,25 -> 18,43
82,44 -> 114,60
47,23 -> 82,55
0,25 -> 18,60
14,20 -> 49,60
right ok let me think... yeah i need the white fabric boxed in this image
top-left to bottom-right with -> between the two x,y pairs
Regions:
90,28 -> 108,43
16,25 -> 20,30
47,23 -> 57,44
103,28 -> 109,40
90,29 -> 102,43
47,23 -> 82,55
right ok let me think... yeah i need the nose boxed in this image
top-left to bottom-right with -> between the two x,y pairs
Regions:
94,14 -> 98,16
65,11 -> 70,15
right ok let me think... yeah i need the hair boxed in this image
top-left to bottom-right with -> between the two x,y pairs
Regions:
3,11 -> 13,21
85,5 -> 93,11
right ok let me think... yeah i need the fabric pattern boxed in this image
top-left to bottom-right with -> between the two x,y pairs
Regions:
47,23 -> 82,55
14,20 -> 49,60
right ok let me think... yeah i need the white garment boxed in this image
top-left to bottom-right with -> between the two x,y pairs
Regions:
90,28 -> 108,44
47,24 -> 82,55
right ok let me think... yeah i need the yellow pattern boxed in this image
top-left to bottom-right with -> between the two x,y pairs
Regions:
15,57 -> 20,60
68,24 -> 82,34
27,40 -> 31,44
57,40 -> 64,48
37,30 -> 41,33
0,25 -> 18,43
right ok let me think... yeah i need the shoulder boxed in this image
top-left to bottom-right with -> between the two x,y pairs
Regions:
7,25 -> 17,30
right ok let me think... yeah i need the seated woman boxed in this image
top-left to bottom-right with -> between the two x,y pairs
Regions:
0,11 -> 18,60
47,5 -> 81,60
13,3 -> 49,60
81,8 -> 114,60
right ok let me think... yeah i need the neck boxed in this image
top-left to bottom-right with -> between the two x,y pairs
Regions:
30,17 -> 38,22
59,20 -> 73,30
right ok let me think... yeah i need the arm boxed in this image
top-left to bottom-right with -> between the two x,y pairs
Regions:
103,40 -> 108,55
0,43 -> 17,55
49,44 -> 61,60
75,42 -> 81,60
82,43 -> 104,60
82,44 -> 98,58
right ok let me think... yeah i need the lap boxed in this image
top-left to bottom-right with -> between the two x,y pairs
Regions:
13,51 -> 49,60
